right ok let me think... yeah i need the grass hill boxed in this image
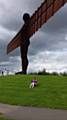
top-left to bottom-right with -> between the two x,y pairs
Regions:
0,75 -> 67,109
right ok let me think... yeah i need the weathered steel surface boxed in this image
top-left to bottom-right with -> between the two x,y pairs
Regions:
7,0 -> 67,54
7,29 -> 21,54
31,0 -> 67,35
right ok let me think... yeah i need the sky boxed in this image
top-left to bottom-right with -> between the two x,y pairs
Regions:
0,0 -> 67,73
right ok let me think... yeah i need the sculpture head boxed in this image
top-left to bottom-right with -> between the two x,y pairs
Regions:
23,13 -> 30,24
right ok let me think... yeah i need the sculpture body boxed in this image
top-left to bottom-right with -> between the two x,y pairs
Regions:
7,0 -> 67,74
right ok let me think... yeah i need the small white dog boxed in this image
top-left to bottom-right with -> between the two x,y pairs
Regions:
29,80 -> 38,88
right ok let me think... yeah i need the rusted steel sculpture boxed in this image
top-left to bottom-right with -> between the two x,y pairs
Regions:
7,0 -> 67,74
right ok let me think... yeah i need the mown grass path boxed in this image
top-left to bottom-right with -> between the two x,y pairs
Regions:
0,75 -> 67,109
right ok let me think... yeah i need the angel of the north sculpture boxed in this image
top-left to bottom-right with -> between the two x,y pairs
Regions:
7,0 -> 67,74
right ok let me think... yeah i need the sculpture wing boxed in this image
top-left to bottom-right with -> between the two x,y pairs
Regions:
7,29 -> 22,54
30,0 -> 67,35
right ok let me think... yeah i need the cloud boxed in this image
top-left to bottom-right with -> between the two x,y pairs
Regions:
28,50 -> 67,73
0,0 -> 44,31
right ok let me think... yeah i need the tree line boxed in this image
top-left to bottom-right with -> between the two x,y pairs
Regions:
29,69 -> 67,76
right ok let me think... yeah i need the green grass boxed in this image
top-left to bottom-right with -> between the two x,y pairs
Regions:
0,75 -> 67,109
0,117 -> 10,120
0,116 -> 13,120
0,117 -> 12,120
